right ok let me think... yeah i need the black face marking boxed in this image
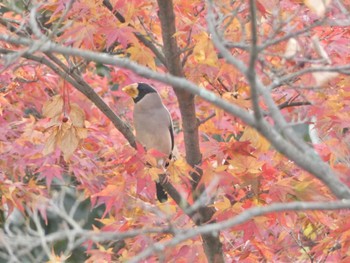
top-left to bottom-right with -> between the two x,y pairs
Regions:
134,83 -> 157,103
169,124 -> 174,152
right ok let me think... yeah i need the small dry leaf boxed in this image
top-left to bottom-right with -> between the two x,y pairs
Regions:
43,126 -> 59,155
284,38 -> 300,59
59,126 -> 80,161
304,0 -> 332,17
69,103 -> 85,127
42,95 -> 63,118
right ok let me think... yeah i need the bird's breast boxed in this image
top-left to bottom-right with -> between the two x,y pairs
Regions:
133,108 -> 172,156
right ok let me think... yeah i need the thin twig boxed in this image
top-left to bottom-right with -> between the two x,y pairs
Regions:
247,0 -> 262,121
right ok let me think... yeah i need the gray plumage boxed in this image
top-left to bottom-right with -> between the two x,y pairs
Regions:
123,83 -> 174,202
134,92 -> 173,158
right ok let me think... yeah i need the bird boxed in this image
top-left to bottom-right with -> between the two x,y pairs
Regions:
122,83 -> 174,202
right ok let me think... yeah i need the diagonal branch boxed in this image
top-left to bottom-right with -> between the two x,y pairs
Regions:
0,47 -> 196,220
129,199 -> 350,262
1,34 -> 349,199
207,1 -> 312,153
205,1 -> 350,199
2,48 -> 138,148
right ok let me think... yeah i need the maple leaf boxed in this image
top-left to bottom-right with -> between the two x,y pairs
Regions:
240,127 -> 270,152
193,32 -> 218,67
127,45 -> 156,69
99,22 -> 136,49
37,164 -> 63,188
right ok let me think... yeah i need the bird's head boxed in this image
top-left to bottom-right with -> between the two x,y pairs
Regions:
122,83 -> 157,103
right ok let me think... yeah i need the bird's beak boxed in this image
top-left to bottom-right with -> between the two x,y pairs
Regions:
122,83 -> 139,98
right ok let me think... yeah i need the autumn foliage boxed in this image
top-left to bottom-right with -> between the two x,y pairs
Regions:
1,0 -> 350,262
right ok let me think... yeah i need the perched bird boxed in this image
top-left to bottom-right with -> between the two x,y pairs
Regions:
122,83 -> 174,202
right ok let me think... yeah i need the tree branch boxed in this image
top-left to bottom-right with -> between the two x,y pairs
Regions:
0,34 -> 255,126
0,48 -> 136,147
247,0 -> 262,121
156,0 -> 224,262
2,33 -> 350,199
129,200 -> 350,262
205,2 -> 350,200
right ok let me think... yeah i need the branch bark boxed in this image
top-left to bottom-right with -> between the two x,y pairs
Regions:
206,1 -> 350,200
128,199 -> 350,262
156,1 -> 224,262
1,34 -> 349,199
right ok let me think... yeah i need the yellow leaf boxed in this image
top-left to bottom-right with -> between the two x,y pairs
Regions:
127,45 -> 156,69
193,32 -> 218,67
215,165 -> 228,173
147,167 -> 165,181
303,223 -> 317,240
229,155 -> 263,174
42,95 -> 63,118
167,157 -> 192,183
240,127 -> 270,151
69,104 -> 85,127
213,196 -> 231,211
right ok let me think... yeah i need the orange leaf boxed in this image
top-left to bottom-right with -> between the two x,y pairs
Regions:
240,127 -> 270,152
193,32 -> 218,67
127,45 -> 156,69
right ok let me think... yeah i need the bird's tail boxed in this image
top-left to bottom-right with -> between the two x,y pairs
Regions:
156,182 -> 168,202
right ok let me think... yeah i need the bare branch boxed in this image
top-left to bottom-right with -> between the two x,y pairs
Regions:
278,100 -> 312,110
206,1 -> 247,73
47,0 -> 75,39
269,65 -> 350,90
247,0 -> 262,121
129,200 -> 350,262
197,112 -> 216,127
0,47 -> 136,147
1,33 -> 350,199
259,19 -> 325,51
205,1 -> 350,199
0,33 -> 256,126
